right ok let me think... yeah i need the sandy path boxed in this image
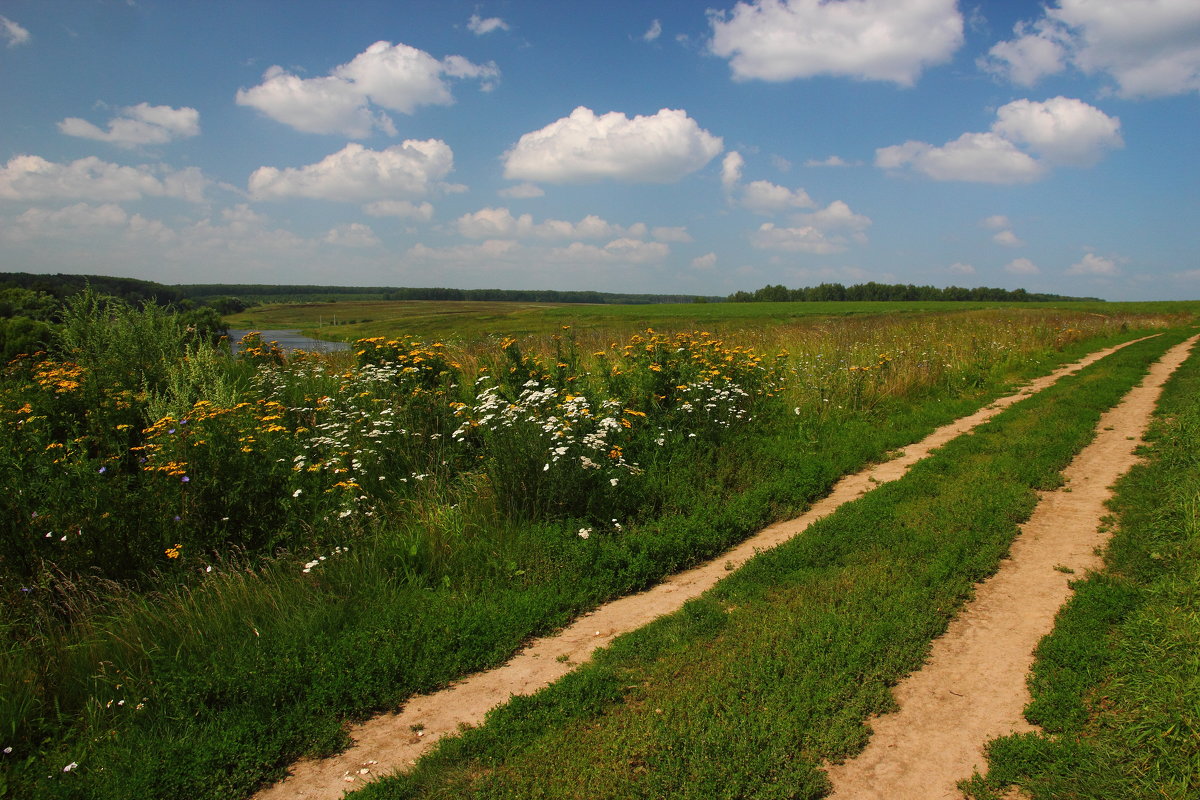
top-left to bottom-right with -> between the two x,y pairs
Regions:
823,333 -> 1199,800
253,338 -> 1150,800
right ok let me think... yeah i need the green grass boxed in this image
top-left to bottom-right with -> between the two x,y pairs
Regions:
961,337 -> 1200,800
351,330 -> 1194,800
224,300 -> 1200,344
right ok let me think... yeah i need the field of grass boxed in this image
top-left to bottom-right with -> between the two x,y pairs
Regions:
352,331 -> 1194,800
223,299 -> 1200,344
1,295 -> 1196,799
963,338 -> 1200,800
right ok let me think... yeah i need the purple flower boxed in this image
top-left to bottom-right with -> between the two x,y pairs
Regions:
168,429 -> 176,435
173,515 -> 181,521
180,475 -> 190,483
98,466 -> 107,474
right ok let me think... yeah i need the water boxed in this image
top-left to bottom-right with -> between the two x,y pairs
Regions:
227,329 -> 351,354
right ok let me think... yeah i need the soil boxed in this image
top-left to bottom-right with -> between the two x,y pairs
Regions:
252,336 -> 1177,800
822,333 -> 1198,800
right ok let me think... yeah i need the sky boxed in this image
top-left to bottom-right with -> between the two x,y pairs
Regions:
1,0 -> 1197,300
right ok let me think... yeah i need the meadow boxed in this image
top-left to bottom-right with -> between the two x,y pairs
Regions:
1,293 -> 1194,799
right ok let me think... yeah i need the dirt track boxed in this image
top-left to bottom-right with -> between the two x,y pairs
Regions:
253,336 -> 1174,800
823,333 -> 1198,799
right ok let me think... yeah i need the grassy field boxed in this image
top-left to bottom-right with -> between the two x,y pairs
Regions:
2,298 -> 1196,799
222,299 -> 1200,344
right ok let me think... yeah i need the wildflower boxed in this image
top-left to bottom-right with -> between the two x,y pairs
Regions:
610,478 -> 619,486
293,489 -> 303,497
165,544 -> 182,559
3,746 -> 11,754
63,762 -> 78,772
577,528 -> 591,539
181,475 -> 190,483
97,466 -> 106,474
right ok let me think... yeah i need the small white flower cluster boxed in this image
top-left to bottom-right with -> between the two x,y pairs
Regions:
302,545 -> 349,574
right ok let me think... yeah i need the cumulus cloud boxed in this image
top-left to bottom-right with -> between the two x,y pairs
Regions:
876,97 -> 1120,182
236,41 -> 499,137
498,182 -> 545,199
979,19 -> 1069,86
643,19 -> 663,42
0,154 -> 207,202
58,103 -> 200,148
750,222 -> 846,254
1067,252 -> 1118,275
791,200 -> 871,232
948,261 -> 976,275
467,14 -> 509,35
2,15 -> 31,47
876,132 -> 1044,184
691,252 -> 718,270
708,0 -> 963,85
323,222 -> 380,248
248,140 -> 454,202
992,229 -> 1024,247
982,0 -> 1200,97
455,207 -> 648,241
721,151 -> 745,193
1005,257 -> 1041,275
362,199 -> 434,220
502,106 -> 723,184
740,179 -> 815,214
991,96 -> 1123,166
981,214 -> 1010,229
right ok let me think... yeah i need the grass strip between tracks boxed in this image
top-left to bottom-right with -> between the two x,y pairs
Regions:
354,330 -> 1194,800
963,339 -> 1200,800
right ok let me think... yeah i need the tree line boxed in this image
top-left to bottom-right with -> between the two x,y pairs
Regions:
728,282 -> 1098,303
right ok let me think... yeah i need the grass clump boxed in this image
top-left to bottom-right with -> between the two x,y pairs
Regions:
962,337 -> 1200,800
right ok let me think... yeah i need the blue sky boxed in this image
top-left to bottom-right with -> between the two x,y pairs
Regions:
1,0 -> 1197,299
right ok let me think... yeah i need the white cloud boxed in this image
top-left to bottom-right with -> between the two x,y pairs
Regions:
991,97 -> 1122,166
3,203 -> 129,242
0,154 -> 207,202
248,140 -> 454,202
984,1 -> 1200,98
363,199 -> 434,220
721,151 -> 745,193
652,226 -> 692,243
1067,253 -> 1118,275
750,222 -> 846,254
708,0 -> 963,86
236,41 -> 499,137
643,19 -> 663,42
876,132 -> 1045,183
691,252 -> 718,270
877,97 -> 1120,183
58,103 -> 200,148
498,182 -> 545,199
455,207 -> 648,241
1005,257 -> 1041,275
323,222 -> 380,248
467,14 -> 509,35
791,200 -> 871,232
2,15 -> 31,47
992,229 -> 1024,247
948,261 -> 976,275
981,214 -> 1010,229
502,106 -> 723,184
740,179 -> 815,214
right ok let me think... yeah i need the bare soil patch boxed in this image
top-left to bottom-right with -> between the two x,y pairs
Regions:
822,334 -> 1198,800
252,339 -> 1152,800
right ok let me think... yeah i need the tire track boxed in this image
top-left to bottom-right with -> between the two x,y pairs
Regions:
823,333 -> 1198,800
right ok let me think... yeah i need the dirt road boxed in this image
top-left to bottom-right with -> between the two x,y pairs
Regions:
253,337 -> 1167,800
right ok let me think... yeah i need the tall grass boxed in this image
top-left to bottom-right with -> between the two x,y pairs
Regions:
0,303 -> 1185,799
